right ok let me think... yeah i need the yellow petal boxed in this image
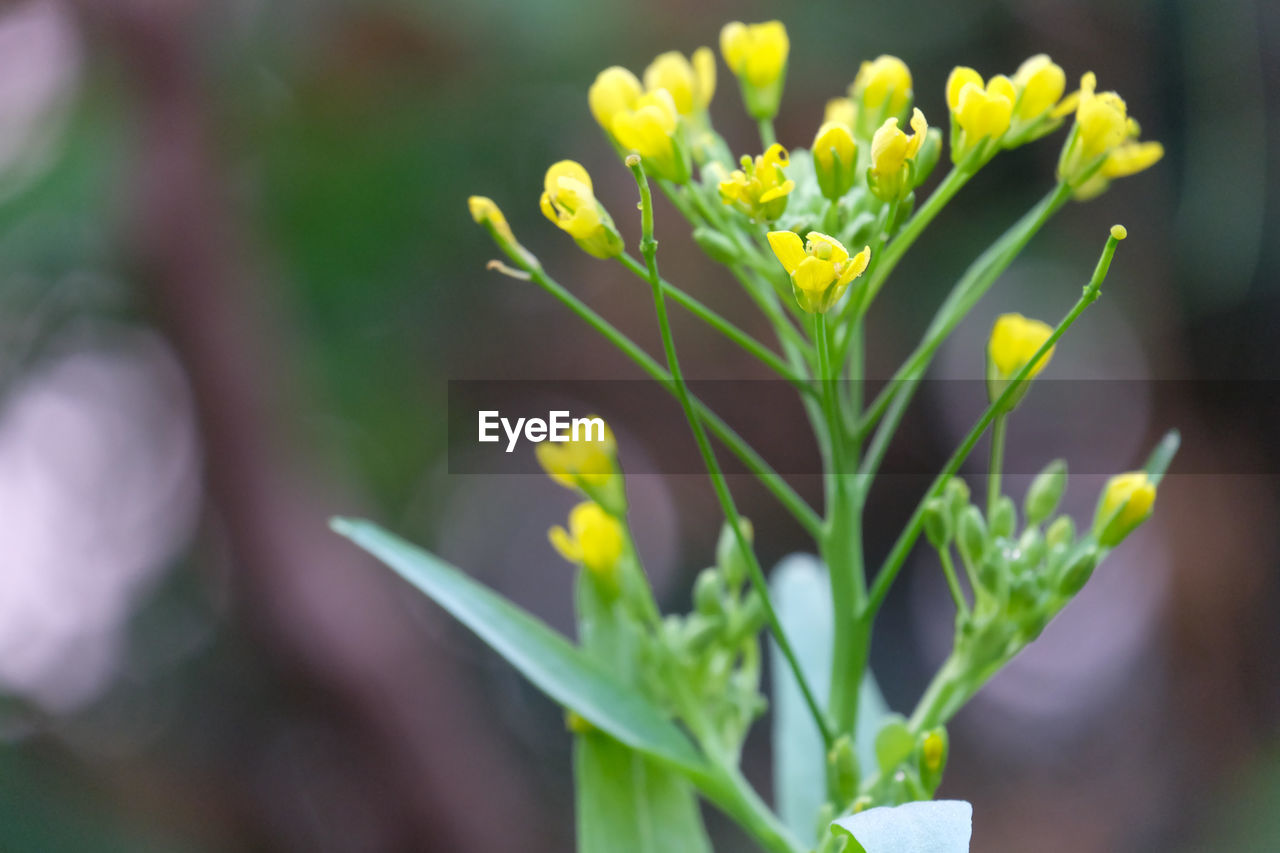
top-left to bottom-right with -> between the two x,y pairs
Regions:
544,160 -> 592,198
946,66 -> 983,111
767,230 -> 806,274
588,66 -> 642,129
692,46 -> 716,108
792,255 -> 835,294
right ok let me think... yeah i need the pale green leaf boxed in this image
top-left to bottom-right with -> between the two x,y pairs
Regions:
833,800 -> 972,853
576,731 -> 712,853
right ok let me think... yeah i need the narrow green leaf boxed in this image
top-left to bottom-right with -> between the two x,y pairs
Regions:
771,555 -> 892,843
576,731 -> 712,853
332,518 -> 706,774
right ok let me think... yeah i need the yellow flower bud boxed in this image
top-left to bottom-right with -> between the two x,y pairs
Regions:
1011,54 -> 1066,122
767,230 -> 871,314
812,121 -> 858,200
949,71 -> 1015,162
535,414 -> 618,492
988,312 -> 1055,380
720,20 -> 789,119
987,312 -> 1054,408
824,97 -> 858,131
851,55 -> 913,132
644,48 -> 716,116
549,502 -> 626,583
1092,471 -> 1156,548
588,66 -> 643,132
867,108 -> 928,202
719,143 -> 795,221
468,195 -> 539,271
611,88 -> 690,183
539,161 -> 624,259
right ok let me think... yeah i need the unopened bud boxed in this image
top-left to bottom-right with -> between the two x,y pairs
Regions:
694,568 -> 725,616
827,736 -> 859,804
989,495 -> 1017,539
1025,459 -> 1068,524
716,517 -> 754,588
923,496 -> 952,548
957,505 -> 988,566
1058,545 -> 1099,596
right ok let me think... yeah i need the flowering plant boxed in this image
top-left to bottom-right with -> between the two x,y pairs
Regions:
334,19 -> 1175,853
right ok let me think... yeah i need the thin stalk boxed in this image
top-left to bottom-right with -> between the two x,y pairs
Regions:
865,225 -> 1125,615
987,415 -> 1007,515
937,548 -> 969,618
522,265 -> 822,538
618,252 -> 814,395
758,117 -> 777,149
628,156 -> 835,749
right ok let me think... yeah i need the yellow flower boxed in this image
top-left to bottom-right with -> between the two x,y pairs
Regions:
824,97 -> 858,131
987,312 -> 1054,407
850,55 -> 913,133
719,143 -> 795,221
947,67 -> 1015,161
1092,472 -> 1156,548
539,161 -> 624,259
988,312 -> 1054,379
468,195 -> 539,271
549,502 -> 626,583
535,414 -> 618,491
767,230 -> 871,314
720,20 -> 789,119
611,88 -> 690,183
589,66 -> 643,133
868,108 -> 928,202
812,122 -> 858,200
644,47 -> 716,116
1011,54 -> 1066,123
1058,72 -> 1160,195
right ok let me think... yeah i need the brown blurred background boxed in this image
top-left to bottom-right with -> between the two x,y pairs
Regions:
0,0 -> 1276,850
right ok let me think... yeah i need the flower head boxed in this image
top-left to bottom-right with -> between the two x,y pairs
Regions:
1056,72 -> 1162,196
767,230 -> 871,313
539,161 -> 624,259
611,88 -> 690,183
868,108 -> 928,202
947,67 -> 1015,161
850,55 -> 913,134
535,416 -> 624,515
811,122 -> 858,200
644,47 -> 716,116
550,502 -> 626,585
719,143 -> 795,221
1092,471 -> 1156,547
720,20 -> 789,119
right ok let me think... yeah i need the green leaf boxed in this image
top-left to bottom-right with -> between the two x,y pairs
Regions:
332,518 -> 706,774
833,800 -> 972,853
576,731 -> 712,853
770,555 -> 892,844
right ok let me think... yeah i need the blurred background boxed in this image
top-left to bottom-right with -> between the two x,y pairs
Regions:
0,0 -> 1276,850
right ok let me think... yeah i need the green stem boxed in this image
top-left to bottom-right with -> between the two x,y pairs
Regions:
618,252 -> 813,395
864,225 -> 1124,615
523,265 -> 822,538
815,313 -> 848,498
836,164 -> 974,338
853,182 -> 1074,444
693,766 -> 805,853
628,156 -> 834,750
758,117 -> 777,149
937,548 -> 969,617
987,415 -> 1007,516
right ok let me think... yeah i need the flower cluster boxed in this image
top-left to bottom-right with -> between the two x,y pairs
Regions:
454,18 -> 1172,853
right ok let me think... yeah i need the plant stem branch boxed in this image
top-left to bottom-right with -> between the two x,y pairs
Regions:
864,224 -> 1122,615
987,414 -> 1007,516
628,156 -> 835,751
